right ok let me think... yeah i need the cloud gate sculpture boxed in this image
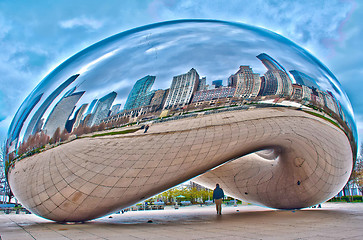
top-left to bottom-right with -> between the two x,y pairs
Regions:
5,20 -> 357,222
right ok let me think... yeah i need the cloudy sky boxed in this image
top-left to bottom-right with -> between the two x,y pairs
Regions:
0,0 -> 362,147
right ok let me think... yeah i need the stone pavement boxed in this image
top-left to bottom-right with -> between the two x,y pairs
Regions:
1,202 -> 362,240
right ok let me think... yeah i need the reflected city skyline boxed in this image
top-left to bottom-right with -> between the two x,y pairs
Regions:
6,52 -> 354,161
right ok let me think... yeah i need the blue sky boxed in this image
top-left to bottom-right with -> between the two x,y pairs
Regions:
0,0 -> 362,148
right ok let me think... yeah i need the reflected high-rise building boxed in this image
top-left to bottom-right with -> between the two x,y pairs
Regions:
291,84 -> 303,100
212,80 -> 223,88
192,87 -> 235,103
264,70 -> 292,97
256,53 -> 287,72
68,103 -> 88,132
110,104 -> 121,116
228,65 -> 253,88
289,70 -> 319,89
258,74 -> 278,96
315,90 -> 325,106
24,74 -> 79,141
43,89 -> 85,137
124,75 -> 156,111
88,92 -> 117,126
324,91 -> 339,114
233,66 -> 261,99
302,85 -> 312,101
198,77 -> 207,91
150,89 -> 169,110
163,68 -> 200,109
84,99 -> 98,117
257,53 -> 292,97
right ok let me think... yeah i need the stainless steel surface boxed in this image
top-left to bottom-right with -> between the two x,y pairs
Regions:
5,20 -> 357,221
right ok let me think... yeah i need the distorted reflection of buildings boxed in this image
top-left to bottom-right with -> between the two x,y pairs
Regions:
163,68 -> 200,109
212,80 -> 223,88
23,74 -> 79,141
66,103 -> 88,133
257,53 -> 293,97
100,53 -> 347,131
233,66 -> 261,99
9,52 -> 352,155
290,70 -> 319,90
43,87 -> 85,137
110,104 -> 121,116
86,92 -> 117,126
124,75 -> 156,110
84,99 -> 98,117
150,89 -> 169,110
198,77 -> 207,91
192,87 -> 235,105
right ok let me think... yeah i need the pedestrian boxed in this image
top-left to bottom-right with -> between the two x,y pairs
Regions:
213,183 -> 224,215
144,125 -> 149,133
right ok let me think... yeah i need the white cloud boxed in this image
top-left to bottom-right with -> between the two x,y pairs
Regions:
151,0 -> 353,56
59,16 -> 104,30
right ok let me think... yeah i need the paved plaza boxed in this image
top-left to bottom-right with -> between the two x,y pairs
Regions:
1,202 -> 362,239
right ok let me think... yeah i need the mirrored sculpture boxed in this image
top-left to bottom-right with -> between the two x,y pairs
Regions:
5,20 -> 357,222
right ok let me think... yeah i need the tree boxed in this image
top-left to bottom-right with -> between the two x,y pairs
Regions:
1,142 -> 14,203
60,129 -> 69,142
50,127 -> 61,144
83,126 -> 91,134
98,122 -> 106,131
351,144 -> 363,196
73,125 -> 85,137
39,131 -> 50,147
90,125 -> 98,133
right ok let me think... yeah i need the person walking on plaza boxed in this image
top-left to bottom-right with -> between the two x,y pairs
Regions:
213,183 -> 224,215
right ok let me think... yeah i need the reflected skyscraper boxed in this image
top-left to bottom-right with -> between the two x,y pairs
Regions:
68,103 -> 88,132
324,91 -> 339,114
291,84 -> 303,100
43,89 -> 85,137
110,104 -> 121,116
233,66 -> 261,98
23,74 -> 79,141
290,70 -> 319,89
192,87 -> 235,103
150,89 -> 169,110
302,85 -> 312,101
88,92 -> 117,126
164,68 -> 199,109
124,75 -> 155,110
84,99 -> 98,116
198,77 -> 207,91
212,80 -> 223,88
257,53 -> 292,97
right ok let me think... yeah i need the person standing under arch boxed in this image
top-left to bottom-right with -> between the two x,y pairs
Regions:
213,183 -> 224,215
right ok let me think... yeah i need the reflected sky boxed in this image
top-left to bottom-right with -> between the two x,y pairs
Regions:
7,19 -> 357,149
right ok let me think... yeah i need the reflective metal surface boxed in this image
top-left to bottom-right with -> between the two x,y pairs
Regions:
5,20 -> 357,221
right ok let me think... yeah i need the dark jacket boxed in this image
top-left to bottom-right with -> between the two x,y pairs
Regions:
213,186 -> 224,200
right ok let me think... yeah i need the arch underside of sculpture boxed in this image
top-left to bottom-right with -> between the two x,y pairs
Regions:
8,107 -> 352,222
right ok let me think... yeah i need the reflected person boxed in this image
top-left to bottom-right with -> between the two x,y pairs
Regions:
144,125 -> 149,133
213,183 -> 224,215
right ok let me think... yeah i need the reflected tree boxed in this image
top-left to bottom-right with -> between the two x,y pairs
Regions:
352,144 -> 363,196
